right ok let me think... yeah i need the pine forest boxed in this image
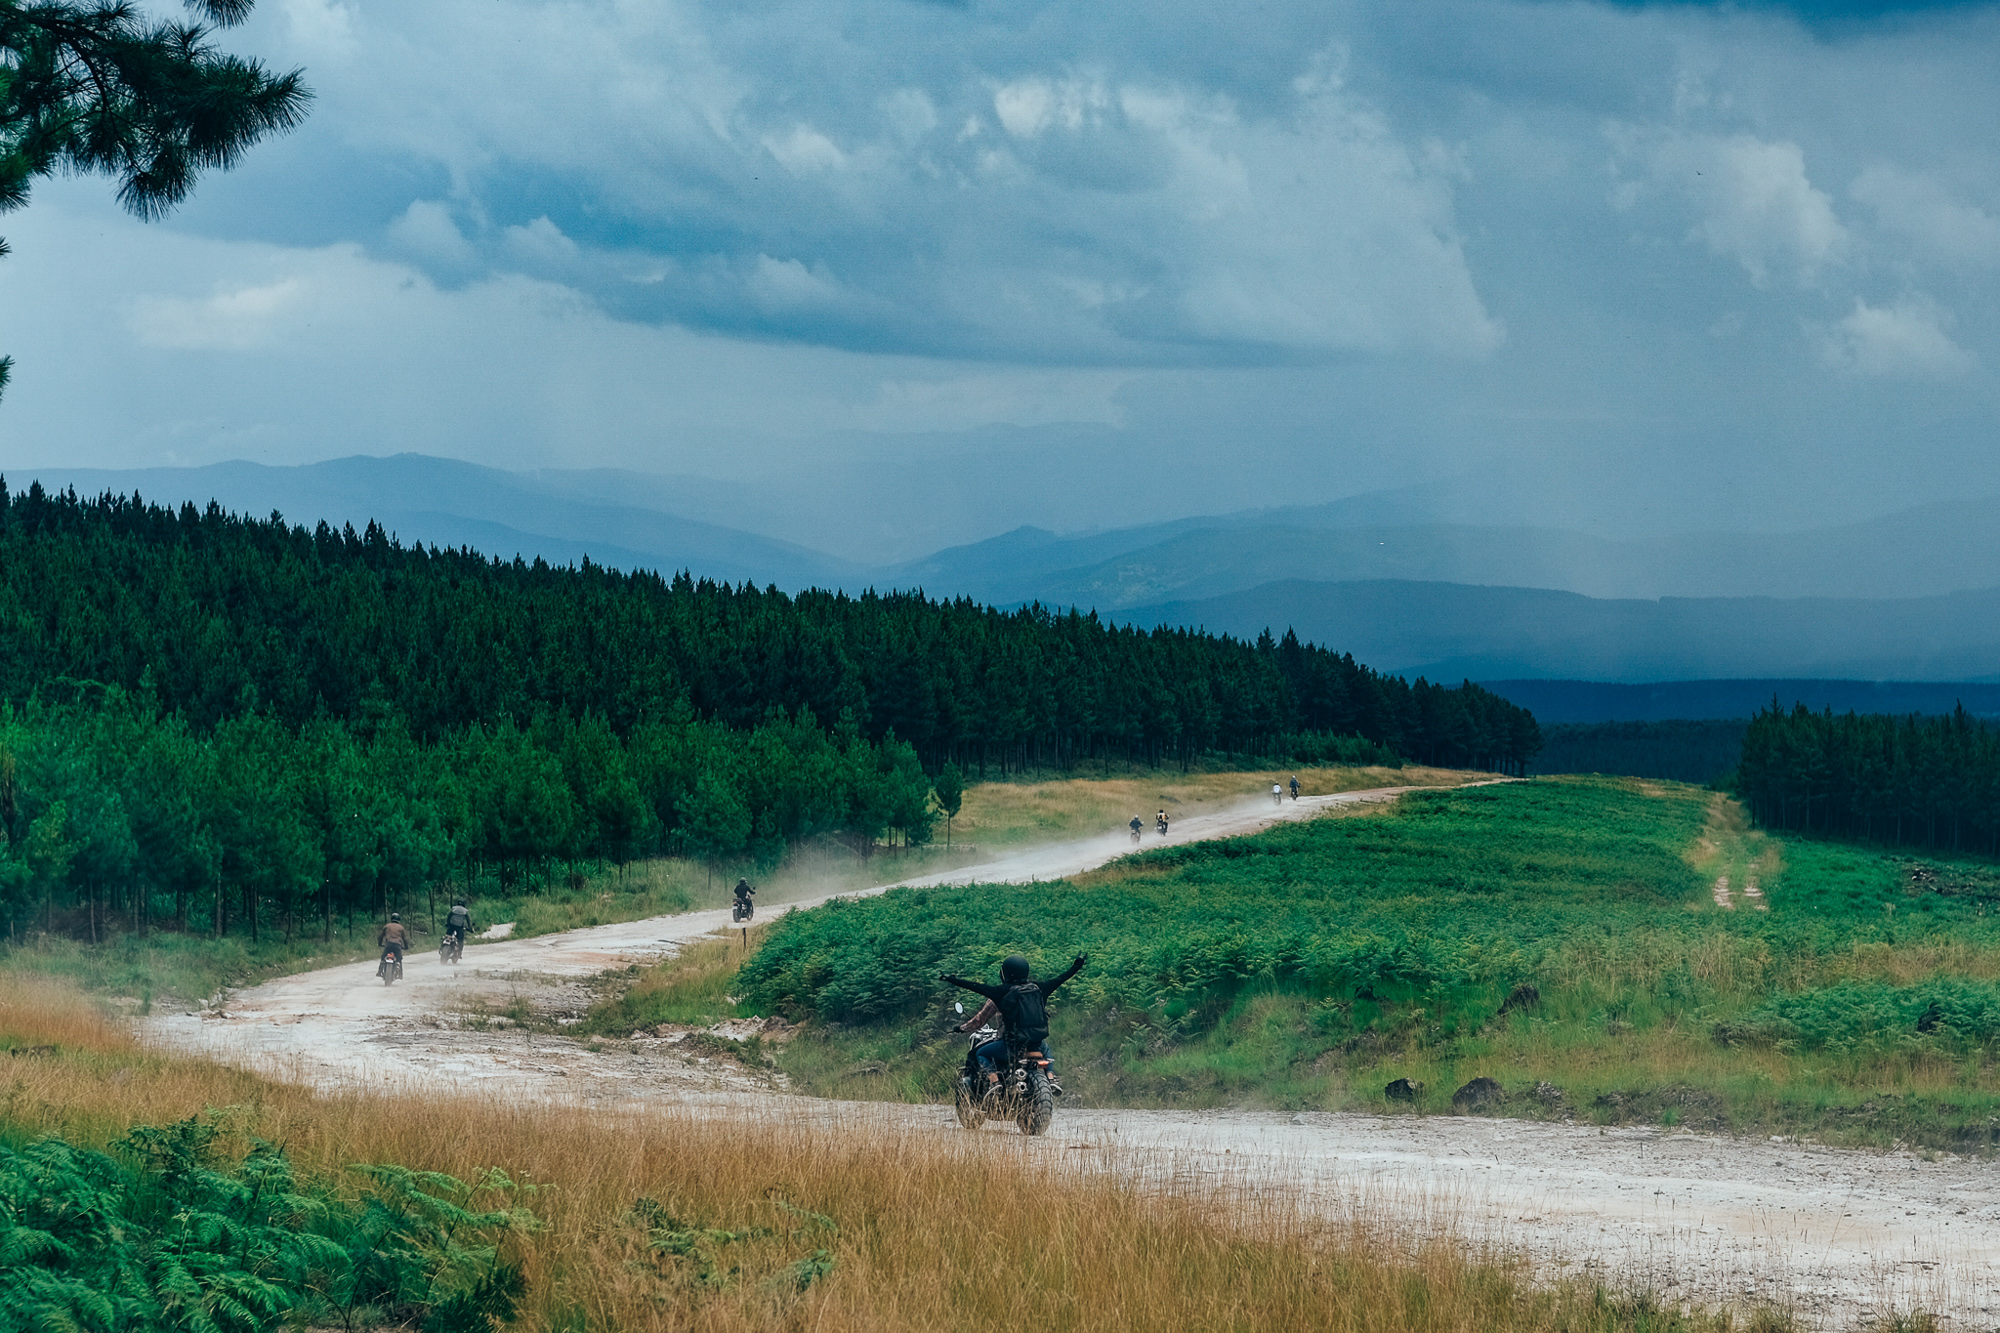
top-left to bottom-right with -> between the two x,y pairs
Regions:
0,482 -> 1540,939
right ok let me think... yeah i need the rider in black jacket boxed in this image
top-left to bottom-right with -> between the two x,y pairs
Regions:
941,952 -> 1087,1091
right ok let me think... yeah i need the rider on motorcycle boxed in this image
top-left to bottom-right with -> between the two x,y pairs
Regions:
1128,815 -> 1143,840
377,912 -> 408,969
1289,775 -> 1300,800
1156,808 -> 1169,835
444,900 -> 472,952
733,878 -> 756,911
941,952 -> 1087,1096
954,994 -> 1067,1095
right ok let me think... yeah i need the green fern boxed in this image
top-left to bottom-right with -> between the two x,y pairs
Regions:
0,1114 -> 538,1333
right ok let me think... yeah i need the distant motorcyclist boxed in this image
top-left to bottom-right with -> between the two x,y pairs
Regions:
444,899 -> 472,952
1289,775 -> 1300,800
1155,809 -> 1169,836
732,878 -> 756,921
941,952 -> 1087,1096
1272,782 -> 1284,806
377,912 -> 408,969
733,878 -> 755,907
1128,815 -> 1143,843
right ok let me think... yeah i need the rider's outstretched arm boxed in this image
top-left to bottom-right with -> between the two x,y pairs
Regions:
940,973 -> 1008,1002
1041,954 -> 1089,999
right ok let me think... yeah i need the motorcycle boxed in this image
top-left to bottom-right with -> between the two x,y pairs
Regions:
949,1003 -> 1056,1136
1272,786 -> 1284,807
378,946 -> 404,985
439,931 -> 464,965
1129,822 -> 1143,845
731,896 -> 755,923
1155,814 -> 1169,837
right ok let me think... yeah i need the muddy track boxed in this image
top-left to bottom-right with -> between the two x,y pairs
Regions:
145,782 -> 1999,1329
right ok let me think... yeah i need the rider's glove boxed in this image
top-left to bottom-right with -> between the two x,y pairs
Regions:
1073,953 -> 1088,969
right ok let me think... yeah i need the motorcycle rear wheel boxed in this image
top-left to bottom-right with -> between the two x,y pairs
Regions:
1018,1068 -> 1054,1136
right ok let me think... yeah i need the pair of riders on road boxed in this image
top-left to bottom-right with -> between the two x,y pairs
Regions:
942,952 -> 1087,1098
1130,809 -> 1170,838
375,900 -> 474,966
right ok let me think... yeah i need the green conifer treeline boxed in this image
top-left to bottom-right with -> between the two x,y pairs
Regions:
1737,701 -> 2000,853
0,482 -> 1539,939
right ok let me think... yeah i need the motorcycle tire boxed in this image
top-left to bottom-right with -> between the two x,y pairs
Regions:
1018,1067 -> 1054,1136
953,1077 -> 986,1130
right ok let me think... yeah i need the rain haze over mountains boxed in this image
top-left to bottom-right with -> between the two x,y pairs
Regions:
5,0 -> 2000,709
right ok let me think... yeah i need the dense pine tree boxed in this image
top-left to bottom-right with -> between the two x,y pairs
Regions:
1737,702 -> 2000,853
0,482 -> 1539,774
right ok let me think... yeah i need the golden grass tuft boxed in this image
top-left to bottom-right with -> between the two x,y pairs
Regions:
0,972 -> 1784,1333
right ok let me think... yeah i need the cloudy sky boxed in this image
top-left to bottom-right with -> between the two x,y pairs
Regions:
2,0 -> 1996,556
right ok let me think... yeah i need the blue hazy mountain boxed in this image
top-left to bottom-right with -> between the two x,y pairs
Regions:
1119,580 -> 2000,684
894,500 -> 2000,607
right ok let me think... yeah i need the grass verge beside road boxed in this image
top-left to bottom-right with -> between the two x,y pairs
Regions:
724,777 -> 2000,1151
949,763 -> 1473,847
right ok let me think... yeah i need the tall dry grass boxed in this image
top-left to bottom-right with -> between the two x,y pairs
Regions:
0,975 -> 1781,1333
954,764 -> 1477,849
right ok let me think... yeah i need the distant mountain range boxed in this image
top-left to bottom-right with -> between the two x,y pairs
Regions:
1122,579 -> 2000,683
10,452 -> 2000,687
893,499 -> 2000,605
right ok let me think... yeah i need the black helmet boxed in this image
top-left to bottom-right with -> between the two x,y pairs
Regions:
390,912 -> 400,922
1001,954 -> 1030,983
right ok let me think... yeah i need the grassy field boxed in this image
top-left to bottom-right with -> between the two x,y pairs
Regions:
0,975 -> 1796,1333
606,776 -> 2000,1151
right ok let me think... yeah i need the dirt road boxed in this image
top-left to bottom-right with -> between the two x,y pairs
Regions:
146,782 -> 2000,1329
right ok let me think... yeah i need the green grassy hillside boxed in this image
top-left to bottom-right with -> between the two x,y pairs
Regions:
649,776 -> 2000,1149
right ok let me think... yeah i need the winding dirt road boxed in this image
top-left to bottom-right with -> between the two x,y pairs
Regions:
146,784 -> 2000,1329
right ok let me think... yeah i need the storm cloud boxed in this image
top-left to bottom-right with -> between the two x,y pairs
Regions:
1,0 -> 1997,553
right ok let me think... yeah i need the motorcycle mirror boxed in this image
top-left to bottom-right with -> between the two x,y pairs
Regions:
953,1001 -> 963,1014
